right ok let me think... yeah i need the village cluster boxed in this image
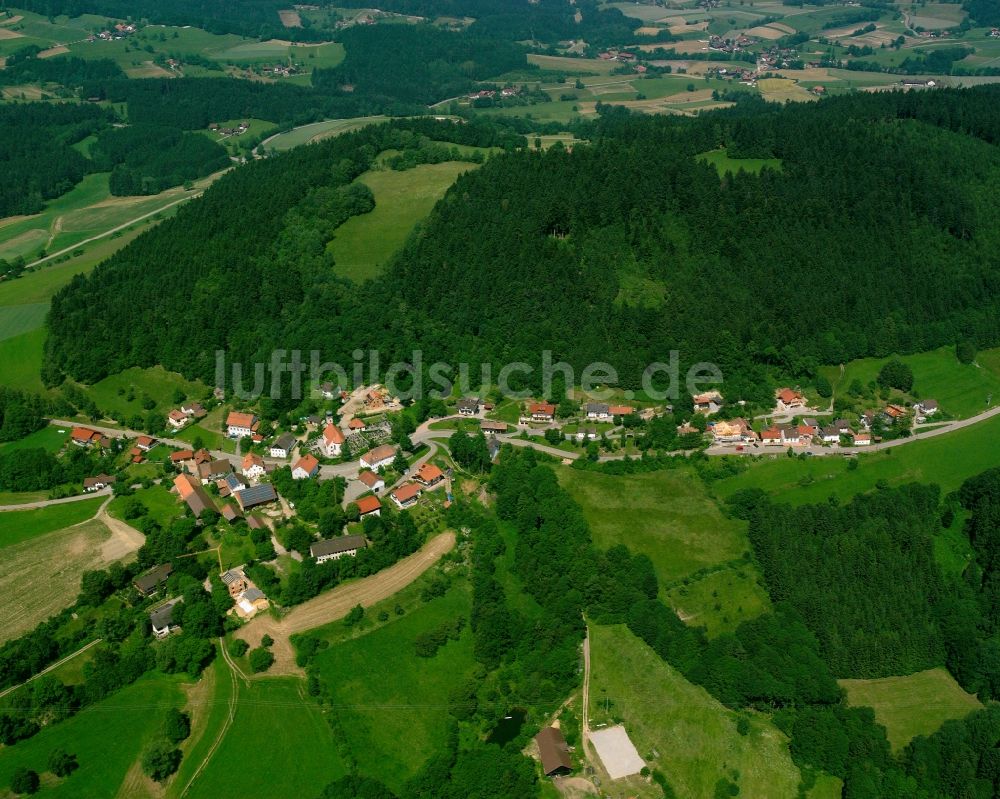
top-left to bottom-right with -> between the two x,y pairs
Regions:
88,21 -> 137,42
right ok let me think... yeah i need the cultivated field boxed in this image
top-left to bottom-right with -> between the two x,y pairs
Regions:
840,667 -> 982,750
588,623 -> 804,798
329,161 -> 478,282
234,531 -> 455,671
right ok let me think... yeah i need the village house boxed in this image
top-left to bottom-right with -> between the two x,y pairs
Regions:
885,404 -> 908,420
134,563 -> 172,597
357,470 -> 385,493
711,418 -> 750,444
414,463 -> 445,488
360,444 -> 398,471
481,420 -> 508,434
529,403 -> 556,422
348,417 -> 367,431
198,459 -> 232,483
356,494 -> 382,519
226,411 -> 259,439
457,398 -> 480,416
585,403 -> 610,420
193,449 -> 212,465
693,391 -> 723,415
797,424 -> 818,442
311,534 -> 368,564
175,473 -> 218,518
150,598 -> 183,639
70,426 -> 102,447
915,399 -> 938,417
220,504 -> 241,523
761,426 -> 783,446
181,401 -> 207,419
575,427 -> 598,441
320,381 -> 336,399
217,472 -> 247,497
775,388 -> 805,409
242,452 -> 266,481
535,726 -> 572,777
821,425 -> 842,443
391,482 -> 422,509
292,454 -> 320,480
321,423 -> 344,457
167,409 -> 189,429
270,433 -> 296,459
83,473 -> 116,492
135,435 -> 156,452
234,483 -> 278,512
170,450 -> 194,468
860,410 -> 877,429
852,431 -> 872,446
236,587 -> 268,617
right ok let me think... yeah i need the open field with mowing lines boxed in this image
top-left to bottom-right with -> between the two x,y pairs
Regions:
0,673 -> 186,797
311,582 -> 476,792
588,623 -> 803,798
840,667 -> 982,750
329,161 -> 477,282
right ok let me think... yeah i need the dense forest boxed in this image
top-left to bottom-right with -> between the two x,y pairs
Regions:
44,87 -> 1000,407
0,103 -> 109,216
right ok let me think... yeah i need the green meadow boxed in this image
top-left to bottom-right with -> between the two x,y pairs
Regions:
264,115 -> 389,151
329,160 -> 477,282
309,581 -> 476,792
840,667 -> 982,751
588,623 -> 803,798
0,672 -> 186,797
0,497 -> 103,548
82,365 -> 208,417
0,425 -> 68,453
698,148 -> 784,176
108,484 -> 182,530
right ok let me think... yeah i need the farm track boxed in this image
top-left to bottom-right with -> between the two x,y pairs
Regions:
234,531 -> 456,675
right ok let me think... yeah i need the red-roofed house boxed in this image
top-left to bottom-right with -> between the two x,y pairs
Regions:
292,454 -> 320,480
226,411 -> 258,438
321,423 -> 344,457
358,471 -> 385,493
529,403 -> 556,421
775,387 -> 805,408
71,427 -> 101,447
348,418 -> 366,431
135,435 -> 156,452
171,449 -> 194,466
414,463 -> 444,487
242,453 -> 266,480
391,482 -> 422,509
168,409 -> 189,429
356,495 -> 382,518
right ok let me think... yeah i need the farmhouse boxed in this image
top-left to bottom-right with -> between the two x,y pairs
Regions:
234,483 -> 278,511
692,390 -> 723,414
242,452 -> 266,480
217,472 -> 247,497
414,463 -> 445,487
220,503 -> 242,523
83,473 -> 116,492
321,423 -> 345,457
391,482 -> 422,509
198,459 -> 233,483
529,403 -> 556,421
292,454 -> 320,480
150,598 -> 183,639
171,449 -> 194,467
226,411 -> 258,438
360,444 -> 397,471
481,420 -> 508,434
585,403 -> 610,420
356,495 -> 382,518
357,471 -> 385,493
535,726 -> 572,777
174,473 -> 218,518
457,397 -> 480,416
134,563 -> 172,597
70,426 -> 101,447
270,433 -> 296,459
311,534 -> 368,563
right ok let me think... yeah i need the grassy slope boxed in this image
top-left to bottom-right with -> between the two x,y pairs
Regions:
329,161 -> 477,283
108,484 -> 181,530
840,667 -> 982,751
184,675 -> 347,799
589,623 -> 802,798
82,365 -> 208,416
0,425 -> 68,453
0,497 -> 103,548
559,468 -> 771,635
0,672 -> 185,797
310,582 -> 476,792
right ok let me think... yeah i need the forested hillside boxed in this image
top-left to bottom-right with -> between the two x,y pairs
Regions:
44,87 -> 1000,405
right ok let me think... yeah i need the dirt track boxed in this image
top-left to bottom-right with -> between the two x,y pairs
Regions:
235,531 -> 456,674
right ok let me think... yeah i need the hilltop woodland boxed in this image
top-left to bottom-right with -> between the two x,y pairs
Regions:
44,86 -> 1000,410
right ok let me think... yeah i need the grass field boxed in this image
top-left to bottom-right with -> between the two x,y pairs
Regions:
819,345 -> 1000,420
0,301 -> 47,343
82,365 -> 208,417
712,412 -> 1000,506
665,566 -> 771,637
0,672 -> 186,797
0,497 -> 103,548
309,581 -> 476,791
264,115 -> 389,151
0,327 -> 48,392
183,675 -> 347,799
698,148 -> 783,176
840,667 -> 982,751
0,424 -> 68,454
588,623 -> 803,798
108,484 -> 182,530
329,161 -> 477,282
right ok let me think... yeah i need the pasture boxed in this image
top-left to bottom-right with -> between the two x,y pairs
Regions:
0,673 -> 186,798
840,667 -> 982,750
0,301 -> 47,343
665,566 -> 771,637
183,675 -> 347,799
83,365 -> 209,417
588,623 -> 803,798
329,160 -> 477,282
0,328 -> 47,392
309,581 -> 476,791
0,425 -> 69,454
698,148 -> 783,176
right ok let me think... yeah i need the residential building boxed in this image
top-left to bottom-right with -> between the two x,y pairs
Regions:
414,463 -> 444,487
167,409 -> 188,429
853,431 -> 872,446
292,454 -> 320,480
535,727 -> 572,777
585,403 -> 610,420
174,473 -> 218,518
761,427 -> 783,445
348,417 -> 366,431
226,411 -> 258,438
237,587 -> 268,616
171,449 -> 194,467
220,504 -> 241,523
270,433 -> 296,459
712,418 -> 749,443
391,482 -> 422,509
692,391 -> 723,415
198,459 -> 232,483
529,403 -> 556,421
457,398 -> 480,416
821,425 -> 841,443
134,563 -> 173,596
356,495 -> 382,518
181,401 -> 207,418
83,473 -> 116,492
70,426 -> 101,447
311,535 -> 368,563
220,472 -> 247,495
481,420 -> 508,434
320,381 -> 336,399
833,419 -> 851,434
234,483 -> 278,511
916,399 -> 938,416
357,471 -> 385,493
150,598 -> 183,639
242,452 -> 266,480
321,423 -> 344,457
360,444 -> 397,471
775,388 -> 805,408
